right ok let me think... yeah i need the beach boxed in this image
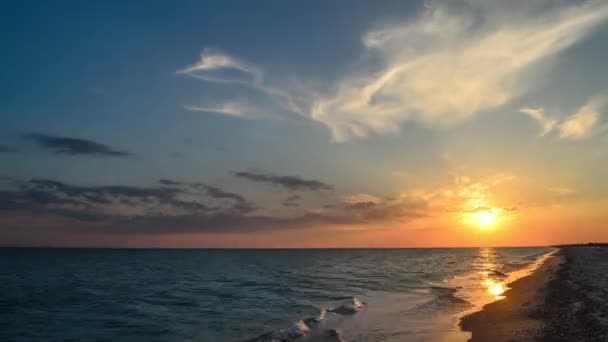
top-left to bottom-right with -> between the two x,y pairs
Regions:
2,247 -> 554,341
6,247 -> 607,341
461,245 -> 608,342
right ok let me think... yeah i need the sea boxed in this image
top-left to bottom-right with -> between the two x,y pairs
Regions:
0,247 -> 554,342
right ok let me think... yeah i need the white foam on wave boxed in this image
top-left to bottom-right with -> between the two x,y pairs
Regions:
327,297 -> 365,315
284,320 -> 311,338
241,297 -> 363,342
242,320 -> 311,342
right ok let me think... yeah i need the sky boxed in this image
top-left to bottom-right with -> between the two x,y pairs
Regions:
1,0 -> 608,248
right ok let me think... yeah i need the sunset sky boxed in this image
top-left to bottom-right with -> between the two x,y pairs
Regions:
2,0 -> 608,247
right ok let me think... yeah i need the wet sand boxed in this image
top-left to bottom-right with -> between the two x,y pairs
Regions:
461,246 -> 608,341
460,251 -> 563,341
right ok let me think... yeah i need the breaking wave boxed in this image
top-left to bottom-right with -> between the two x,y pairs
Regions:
240,297 -> 364,342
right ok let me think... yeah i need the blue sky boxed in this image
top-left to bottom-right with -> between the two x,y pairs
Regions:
2,0 -> 608,247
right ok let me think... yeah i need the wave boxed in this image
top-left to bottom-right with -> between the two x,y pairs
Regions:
239,297 -> 363,342
484,269 -> 508,279
429,286 -> 470,305
524,249 -> 552,260
405,286 -> 471,314
326,296 -> 364,315
502,249 -> 556,272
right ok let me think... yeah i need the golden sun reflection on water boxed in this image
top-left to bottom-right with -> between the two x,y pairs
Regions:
478,248 -> 507,300
484,279 -> 506,300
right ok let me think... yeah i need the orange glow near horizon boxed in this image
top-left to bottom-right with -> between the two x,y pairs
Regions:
4,172 -> 608,248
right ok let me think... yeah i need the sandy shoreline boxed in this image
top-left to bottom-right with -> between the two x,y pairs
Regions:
461,246 -> 608,341
242,247 -> 606,342
459,251 -> 563,341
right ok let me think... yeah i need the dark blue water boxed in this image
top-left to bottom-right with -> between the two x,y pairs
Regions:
0,247 -> 552,341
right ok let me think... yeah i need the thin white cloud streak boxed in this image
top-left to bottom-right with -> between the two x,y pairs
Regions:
520,107 -> 557,137
176,1 -> 608,141
521,97 -> 604,140
183,103 -> 270,119
178,50 -> 309,118
549,187 -> 576,196
312,0 -> 608,141
175,48 -> 262,84
342,193 -> 383,205
559,104 -> 599,140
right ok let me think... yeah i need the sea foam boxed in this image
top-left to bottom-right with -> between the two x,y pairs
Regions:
241,297 -> 363,342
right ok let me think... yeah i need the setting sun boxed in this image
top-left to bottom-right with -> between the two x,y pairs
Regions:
476,211 -> 495,227
4,1 -> 608,341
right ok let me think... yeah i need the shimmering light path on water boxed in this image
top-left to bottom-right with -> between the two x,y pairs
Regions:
1,247 -> 552,341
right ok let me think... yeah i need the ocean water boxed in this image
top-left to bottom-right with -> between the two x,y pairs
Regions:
1,247 -> 553,342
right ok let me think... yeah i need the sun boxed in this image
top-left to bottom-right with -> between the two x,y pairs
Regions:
475,211 -> 495,227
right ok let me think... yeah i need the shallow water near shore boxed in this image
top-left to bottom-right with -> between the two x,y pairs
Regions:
1,247 -> 553,341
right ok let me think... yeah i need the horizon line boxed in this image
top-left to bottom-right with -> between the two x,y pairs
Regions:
0,245 -> 570,250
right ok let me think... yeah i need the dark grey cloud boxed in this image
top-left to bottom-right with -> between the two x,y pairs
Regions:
336,197 -> 428,223
75,205 -> 424,235
0,178 -> 426,236
460,206 -> 516,214
0,179 -> 282,234
200,184 -> 256,214
200,184 -> 241,201
159,179 -> 183,186
157,179 -> 256,214
282,194 -> 301,207
26,133 -> 132,157
0,145 -> 17,153
0,179 -> 231,222
170,152 -> 183,159
463,206 -> 491,213
14,179 -> 214,214
233,171 -> 333,191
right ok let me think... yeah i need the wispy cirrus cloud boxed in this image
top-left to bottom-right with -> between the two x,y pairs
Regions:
521,97 -> 603,140
520,107 -> 557,137
175,48 -> 262,84
26,133 -> 133,157
550,187 -> 576,196
177,49 -> 309,119
183,103 -> 271,119
178,1 -> 608,142
311,0 -> 608,141
233,171 -> 333,192
559,104 -> 599,140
